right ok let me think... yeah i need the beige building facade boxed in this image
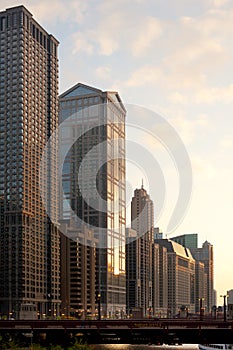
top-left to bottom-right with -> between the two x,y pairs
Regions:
155,239 -> 195,316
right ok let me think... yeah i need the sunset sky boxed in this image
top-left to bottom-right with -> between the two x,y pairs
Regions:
2,0 -> 233,305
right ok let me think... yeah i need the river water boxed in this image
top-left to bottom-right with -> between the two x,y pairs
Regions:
93,345 -> 199,350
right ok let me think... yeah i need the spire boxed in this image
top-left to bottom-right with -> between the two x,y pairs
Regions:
141,178 -> 144,189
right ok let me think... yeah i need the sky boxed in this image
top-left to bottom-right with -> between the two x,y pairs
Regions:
2,0 -> 233,305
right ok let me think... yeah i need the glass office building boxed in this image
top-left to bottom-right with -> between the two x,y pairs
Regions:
59,83 -> 126,317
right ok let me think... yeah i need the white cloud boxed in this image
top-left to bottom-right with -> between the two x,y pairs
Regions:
194,84 -> 233,104
125,65 -> 162,87
95,66 -> 111,80
71,31 -> 94,55
221,135 -> 233,149
192,156 -> 217,179
0,1 -> 88,31
212,0 -> 231,7
168,92 -> 188,105
29,0 -> 87,25
131,17 -> 162,57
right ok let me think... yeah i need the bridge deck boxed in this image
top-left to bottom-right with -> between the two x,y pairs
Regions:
0,319 -> 232,344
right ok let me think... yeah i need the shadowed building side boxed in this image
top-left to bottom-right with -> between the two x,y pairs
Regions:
0,5 -> 60,318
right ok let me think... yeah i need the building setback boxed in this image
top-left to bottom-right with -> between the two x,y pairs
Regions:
0,6 -> 60,317
59,83 -> 126,318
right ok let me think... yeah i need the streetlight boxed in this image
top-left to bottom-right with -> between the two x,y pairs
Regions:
220,294 -> 228,322
199,298 -> 204,321
97,293 -> 101,321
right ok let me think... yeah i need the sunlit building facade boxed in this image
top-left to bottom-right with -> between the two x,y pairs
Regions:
155,239 -> 195,316
0,5 -> 60,317
59,83 -> 126,317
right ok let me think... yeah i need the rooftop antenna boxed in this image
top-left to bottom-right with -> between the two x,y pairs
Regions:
141,178 -> 144,189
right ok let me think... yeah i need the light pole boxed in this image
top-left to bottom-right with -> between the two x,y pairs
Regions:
199,298 -> 204,321
220,294 -> 228,322
97,293 -> 101,321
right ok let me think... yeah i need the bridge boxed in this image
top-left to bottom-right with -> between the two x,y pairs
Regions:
0,319 -> 233,344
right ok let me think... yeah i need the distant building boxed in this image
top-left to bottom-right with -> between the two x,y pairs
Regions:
152,242 -> 160,314
155,239 -> 195,316
157,244 -> 168,315
126,228 -> 138,316
171,233 -> 198,249
227,290 -> 233,304
152,242 -> 168,317
154,227 -> 163,240
213,289 -> 217,307
128,185 -> 154,317
227,290 -> 233,320
195,261 -> 205,313
191,241 -> 214,313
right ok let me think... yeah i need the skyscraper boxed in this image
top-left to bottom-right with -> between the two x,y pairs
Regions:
59,83 -> 126,318
127,185 -> 154,317
0,6 -> 60,317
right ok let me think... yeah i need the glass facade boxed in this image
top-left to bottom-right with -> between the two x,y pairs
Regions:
59,83 -> 126,317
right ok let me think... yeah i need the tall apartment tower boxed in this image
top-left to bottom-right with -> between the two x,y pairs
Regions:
59,83 -> 126,318
129,185 -> 154,317
0,6 -> 60,317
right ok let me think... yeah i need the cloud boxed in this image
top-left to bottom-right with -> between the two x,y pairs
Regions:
192,156 -> 217,179
0,0 -> 88,31
72,31 -> 94,55
212,0 -> 232,7
131,17 -> 163,57
194,84 -> 233,103
168,92 -> 188,105
125,65 -> 162,87
221,135 -> 233,149
95,66 -> 112,80
29,0 -> 87,25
